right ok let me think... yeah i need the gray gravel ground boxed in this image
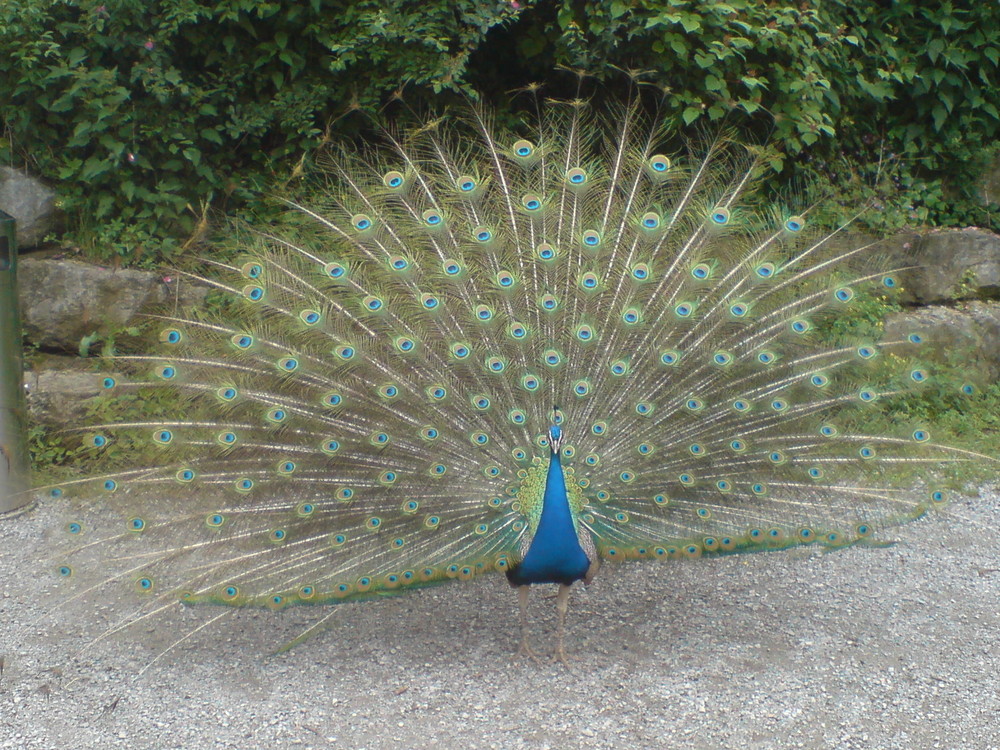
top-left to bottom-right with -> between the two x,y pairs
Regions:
2,485 -> 998,750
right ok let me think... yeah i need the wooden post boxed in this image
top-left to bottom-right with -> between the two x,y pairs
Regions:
0,209 -> 30,513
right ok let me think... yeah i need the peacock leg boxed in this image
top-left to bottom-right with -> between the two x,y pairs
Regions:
553,583 -> 572,666
515,585 -> 541,664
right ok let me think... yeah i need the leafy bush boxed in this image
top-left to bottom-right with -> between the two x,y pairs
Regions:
503,1 -> 1000,231
1,1 -> 997,263
0,0 -> 522,263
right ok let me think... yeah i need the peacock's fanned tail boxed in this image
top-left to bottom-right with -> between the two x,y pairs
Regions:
42,92 -> 990,619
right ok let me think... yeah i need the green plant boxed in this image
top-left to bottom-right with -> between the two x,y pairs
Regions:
479,1 -> 1000,231
0,0 -> 523,261
3,2 -> 997,261
27,423 -> 85,480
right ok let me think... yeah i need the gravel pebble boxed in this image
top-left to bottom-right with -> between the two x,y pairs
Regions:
1,485 -> 997,749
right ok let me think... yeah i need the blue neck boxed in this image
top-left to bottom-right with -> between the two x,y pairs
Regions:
537,451 -> 574,537
507,451 -> 591,586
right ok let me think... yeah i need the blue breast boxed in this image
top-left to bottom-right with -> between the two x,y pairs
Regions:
506,451 -> 592,586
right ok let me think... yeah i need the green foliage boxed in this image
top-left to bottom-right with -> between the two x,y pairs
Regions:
498,1 -> 999,232
27,423 -> 87,481
860,376 -> 1000,487
553,1 -> 843,154
29,365 -> 188,480
803,283 -> 1000,477
4,2 -> 997,263
0,0 -> 522,263
3,1 -> 998,259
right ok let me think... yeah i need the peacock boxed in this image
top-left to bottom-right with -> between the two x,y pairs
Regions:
35,85 -> 996,667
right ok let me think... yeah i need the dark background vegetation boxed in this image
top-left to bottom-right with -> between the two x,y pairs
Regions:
1,0 -> 997,265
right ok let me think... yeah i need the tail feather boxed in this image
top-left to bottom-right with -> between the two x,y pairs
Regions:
33,85 -> 995,629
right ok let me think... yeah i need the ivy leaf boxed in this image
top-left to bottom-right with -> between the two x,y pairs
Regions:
682,106 -> 701,125
931,104 -> 947,131
679,14 -> 702,33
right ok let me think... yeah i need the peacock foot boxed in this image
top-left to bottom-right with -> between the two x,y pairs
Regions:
514,638 -> 543,666
551,642 -> 574,669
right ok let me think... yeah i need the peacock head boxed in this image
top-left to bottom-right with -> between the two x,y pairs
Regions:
549,424 -> 563,454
